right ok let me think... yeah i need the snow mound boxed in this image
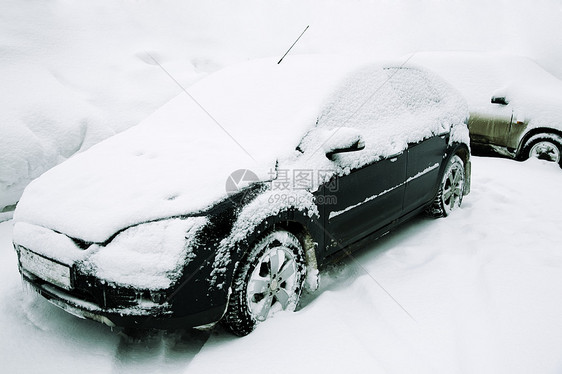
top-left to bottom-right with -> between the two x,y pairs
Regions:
0,65 -> 116,211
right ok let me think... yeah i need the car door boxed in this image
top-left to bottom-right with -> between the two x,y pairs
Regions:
308,66 -> 429,254
468,104 -> 513,147
321,152 -> 407,254
402,134 -> 448,213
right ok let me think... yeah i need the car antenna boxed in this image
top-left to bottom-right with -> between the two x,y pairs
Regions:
278,25 -> 310,64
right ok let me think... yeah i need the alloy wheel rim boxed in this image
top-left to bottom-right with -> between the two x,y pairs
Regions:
529,141 -> 561,163
247,246 -> 299,322
443,163 -> 464,212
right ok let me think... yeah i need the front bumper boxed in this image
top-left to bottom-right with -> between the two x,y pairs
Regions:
13,219 -> 231,330
22,270 -> 227,329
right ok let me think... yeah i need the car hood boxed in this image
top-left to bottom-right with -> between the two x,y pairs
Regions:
14,56 -> 363,243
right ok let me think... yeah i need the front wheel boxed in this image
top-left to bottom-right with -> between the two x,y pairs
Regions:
222,230 -> 306,336
427,155 -> 465,217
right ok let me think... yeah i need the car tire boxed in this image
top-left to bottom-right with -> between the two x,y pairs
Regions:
222,230 -> 306,336
427,155 -> 465,218
521,135 -> 562,166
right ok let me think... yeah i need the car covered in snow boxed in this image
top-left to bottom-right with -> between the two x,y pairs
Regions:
12,56 -> 471,336
412,52 -> 562,166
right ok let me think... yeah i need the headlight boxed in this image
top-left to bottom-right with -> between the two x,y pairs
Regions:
148,290 -> 168,304
81,217 -> 207,290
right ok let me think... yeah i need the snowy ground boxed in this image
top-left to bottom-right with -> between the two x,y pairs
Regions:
1,156 -> 562,374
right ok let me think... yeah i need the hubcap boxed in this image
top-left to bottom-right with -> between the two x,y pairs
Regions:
247,246 -> 299,322
529,141 -> 561,163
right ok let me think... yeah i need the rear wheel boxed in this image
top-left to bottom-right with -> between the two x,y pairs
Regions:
427,155 -> 465,217
521,135 -> 562,165
222,230 -> 306,336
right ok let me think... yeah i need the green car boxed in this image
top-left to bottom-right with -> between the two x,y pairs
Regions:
413,52 -> 562,166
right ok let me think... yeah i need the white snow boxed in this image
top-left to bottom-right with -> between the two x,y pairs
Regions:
2,0 -> 562,373
14,222 -> 91,265
83,217 -> 208,290
0,1 -> 215,213
2,157 -> 562,373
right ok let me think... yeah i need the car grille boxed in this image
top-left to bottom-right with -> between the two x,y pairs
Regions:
22,269 -> 141,310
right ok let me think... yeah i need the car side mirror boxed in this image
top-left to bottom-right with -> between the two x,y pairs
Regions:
326,139 -> 365,160
322,127 -> 365,160
491,96 -> 509,105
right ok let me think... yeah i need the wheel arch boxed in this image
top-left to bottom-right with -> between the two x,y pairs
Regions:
212,207 -> 324,299
235,211 -> 322,290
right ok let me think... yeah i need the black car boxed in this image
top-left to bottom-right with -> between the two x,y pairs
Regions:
13,56 -> 471,336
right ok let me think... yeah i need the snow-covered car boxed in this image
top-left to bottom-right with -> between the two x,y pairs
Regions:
12,56 -> 471,336
412,52 -> 562,166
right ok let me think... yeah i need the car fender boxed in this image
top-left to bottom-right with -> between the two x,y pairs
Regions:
208,189 -> 323,297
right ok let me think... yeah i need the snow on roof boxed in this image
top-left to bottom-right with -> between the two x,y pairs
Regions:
14,56 -> 468,243
286,64 -> 468,175
315,65 -> 467,157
